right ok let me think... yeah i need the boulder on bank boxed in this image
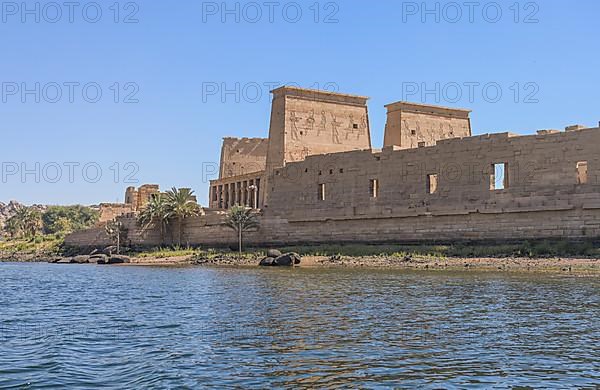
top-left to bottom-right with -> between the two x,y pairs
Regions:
267,249 -> 282,258
273,253 -> 302,267
108,255 -> 131,264
49,253 -> 129,265
291,253 -> 301,265
102,246 -> 117,255
89,254 -> 108,264
259,257 -> 276,266
274,254 -> 293,266
72,255 -> 90,264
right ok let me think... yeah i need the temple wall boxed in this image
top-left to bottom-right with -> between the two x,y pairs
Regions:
209,171 -> 265,209
277,88 -> 371,164
65,85 -> 600,249
262,86 -> 372,206
384,101 -> 472,149
98,204 -> 134,223
263,127 -> 600,222
66,126 -> 600,249
66,206 -> 600,249
219,137 -> 268,179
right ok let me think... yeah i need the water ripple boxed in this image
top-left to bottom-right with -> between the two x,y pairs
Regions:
0,263 -> 598,388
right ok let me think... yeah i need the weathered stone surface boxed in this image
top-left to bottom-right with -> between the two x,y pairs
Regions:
72,255 -> 90,264
267,249 -> 282,258
56,258 -> 72,264
103,246 -> 117,255
259,257 -> 275,266
219,138 -> 268,179
108,255 -> 131,264
100,184 -> 161,223
274,255 -> 293,266
273,253 -> 301,267
89,254 -> 108,264
292,253 -> 302,265
384,101 -> 471,149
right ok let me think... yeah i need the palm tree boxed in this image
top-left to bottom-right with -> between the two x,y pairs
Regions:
25,209 -> 42,238
225,205 -> 259,257
10,207 -> 42,239
105,219 -> 126,254
138,194 -> 170,243
4,216 -> 21,239
164,187 -> 201,246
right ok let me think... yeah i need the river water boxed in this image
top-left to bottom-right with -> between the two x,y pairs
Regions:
0,263 -> 598,388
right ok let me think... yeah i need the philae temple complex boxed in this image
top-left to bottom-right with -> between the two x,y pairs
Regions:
67,86 -> 600,248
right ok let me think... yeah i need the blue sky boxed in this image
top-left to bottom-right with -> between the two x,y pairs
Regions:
1,0 -> 598,206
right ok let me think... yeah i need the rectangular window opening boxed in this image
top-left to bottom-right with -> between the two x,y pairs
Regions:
318,183 -> 326,201
427,174 -> 438,194
577,161 -> 588,184
491,163 -> 508,190
369,179 -> 379,198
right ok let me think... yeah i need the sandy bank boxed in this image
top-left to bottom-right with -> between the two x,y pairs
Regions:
126,254 -> 600,275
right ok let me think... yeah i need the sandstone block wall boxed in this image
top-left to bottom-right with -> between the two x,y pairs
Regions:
124,184 -> 160,211
98,184 -> 161,224
262,127 -> 600,236
65,212 -> 263,248
66,206 -> 600,250
219,137 -> 268,179
262,86 -> 372,206
98,204 -> 134,224
384,101 -> 471,149
66,121 -> 600,248
266,87 -> 371,168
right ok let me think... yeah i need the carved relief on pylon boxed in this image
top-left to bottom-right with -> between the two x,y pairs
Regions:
289,111 -> 302,141
331,113 -> 342,144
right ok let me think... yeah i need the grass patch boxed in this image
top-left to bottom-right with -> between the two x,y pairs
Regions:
191,248 -> 262,261
141,241 -> 600,260
0,234 -> 64,257
135,247 -> 199,258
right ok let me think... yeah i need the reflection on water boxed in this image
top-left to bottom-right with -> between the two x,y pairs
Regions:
0,263 -> 598,388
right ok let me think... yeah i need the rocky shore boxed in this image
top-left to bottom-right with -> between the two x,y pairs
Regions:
310,255 -> 600,274
3,249 -> 600,275
47,254 -> 132,265
0,246 -> 132,265
125,252 -> 600,275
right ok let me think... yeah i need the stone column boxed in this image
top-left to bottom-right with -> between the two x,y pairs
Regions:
255,178 -> 261,208
249,179 -> 255,209
233,182 -> 238,206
